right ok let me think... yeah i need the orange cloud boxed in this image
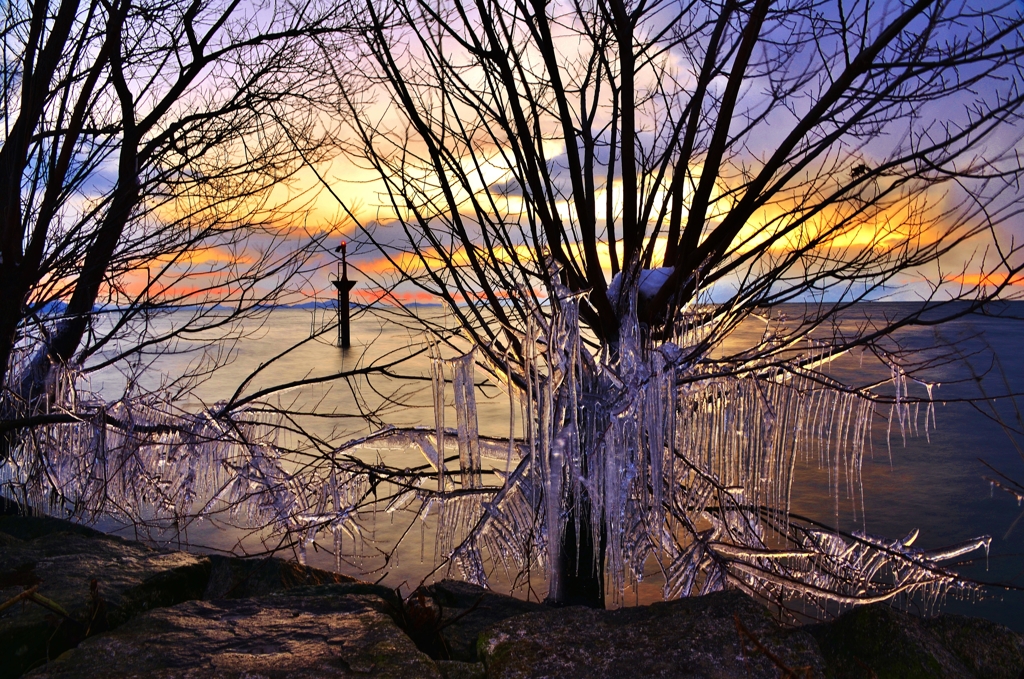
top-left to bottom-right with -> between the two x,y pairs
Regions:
357,244 -> 533,276
350,288 -> 440,305
944,271 -> 1024,288
163,246 -> 254,267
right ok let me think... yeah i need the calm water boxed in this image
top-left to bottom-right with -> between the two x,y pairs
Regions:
90,303 -> 1024,630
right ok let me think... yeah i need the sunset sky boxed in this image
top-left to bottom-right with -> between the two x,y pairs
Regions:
111,0 -> 1024,310
209,151 -> 1023,308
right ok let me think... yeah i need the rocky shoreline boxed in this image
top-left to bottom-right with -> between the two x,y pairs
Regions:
1,511 -> 1022,678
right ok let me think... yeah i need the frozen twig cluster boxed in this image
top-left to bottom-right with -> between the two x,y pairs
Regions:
0,362 -> 371,569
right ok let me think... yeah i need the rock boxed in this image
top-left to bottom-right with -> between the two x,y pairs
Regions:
479,589 -> 827,679
420,580 -> 544,661
275,581 -> 405,610
203,554 -> 359,599
435,660 -> 487,679
25,593 -> 442,679
0,514 -> 104,541
808,604 -> 1024,679
0,516 -> 210,679
0,512 -> 386,679
923,614 -> 1024,679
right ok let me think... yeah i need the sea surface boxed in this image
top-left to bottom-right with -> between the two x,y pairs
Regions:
88,302 -> 1024,630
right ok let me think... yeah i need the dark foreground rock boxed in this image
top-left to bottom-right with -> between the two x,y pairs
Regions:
924,613 -> 1024,678
3,510 -> 1023,679
24,593 -> 441,679
809,603 -> 1024,679
0,517 -> 210,679
419,580 -> 545,661
478,589 -> 826,679
203,553 -> 359,599
0,513 -> 366,679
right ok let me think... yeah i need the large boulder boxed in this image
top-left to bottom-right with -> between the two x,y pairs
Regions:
923,613 -> 1024,678
0,516 -> 210,679
24,593 -> 442,679
0,513 -> 364,679
479,589 -> 827,679
808,603 -> 1024,679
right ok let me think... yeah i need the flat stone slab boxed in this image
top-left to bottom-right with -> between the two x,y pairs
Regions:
479,589 -> 826,679
25,594 -> 442,679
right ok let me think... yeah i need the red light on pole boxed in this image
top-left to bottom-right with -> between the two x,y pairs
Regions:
334,240 -> 348,279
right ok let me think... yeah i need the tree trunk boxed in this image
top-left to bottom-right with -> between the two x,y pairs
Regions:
557,487 -> 605,608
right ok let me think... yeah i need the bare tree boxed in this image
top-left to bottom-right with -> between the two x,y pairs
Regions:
309,0 -> 1024,610
4,0 -> 1024,619
0,0 -> 360,420
0,0 -> 390,549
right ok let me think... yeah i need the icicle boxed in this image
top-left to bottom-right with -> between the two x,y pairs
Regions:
506,349 -> 516,480
452,349 -> 482,489
431,344 -> 447,493
544,423 -> 570,601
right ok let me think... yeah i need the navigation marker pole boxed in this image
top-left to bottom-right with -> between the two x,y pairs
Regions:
332,241 -> 356,349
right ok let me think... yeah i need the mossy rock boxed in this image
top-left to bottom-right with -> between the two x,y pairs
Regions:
808,603 -> 1024,679
435,659 -> 486,679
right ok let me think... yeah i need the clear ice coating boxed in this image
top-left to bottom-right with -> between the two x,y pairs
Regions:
452,349 -> 482,489
0,270 -> 993,616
